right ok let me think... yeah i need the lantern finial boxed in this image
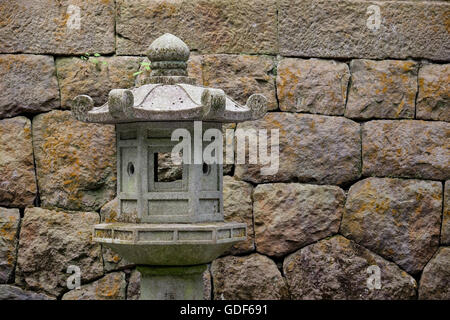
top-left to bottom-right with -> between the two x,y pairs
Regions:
147,33 -> 190,76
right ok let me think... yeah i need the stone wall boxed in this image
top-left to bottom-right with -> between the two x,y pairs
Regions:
0,0 -> 449,300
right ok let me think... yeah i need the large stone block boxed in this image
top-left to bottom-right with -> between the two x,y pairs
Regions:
0,55 -> 59,119
0,207 -> 20,283
62,272 -> 126,300
253,183 -> 344,258
0,117 -> 37,208
203,54 -> 277,110
345,60 -> 417,120
211,254 -> 288,300
33,110 -> 116,211
15,207 -> 103,296
279,0 -> 450,60
116,0 -> 277,55
0,1 -> 115,54
0,285 -> 55,300
416,64 -> 450,121
362,120 -> 450,180
341,177 -> 442,274
277,58 -> 349,115
223,176 -> 254,255
419,247 -> 450,300
56,56 -> 142,109
442,181 -> 450,245
283,236 -> 417,300
235,113 -> 361,185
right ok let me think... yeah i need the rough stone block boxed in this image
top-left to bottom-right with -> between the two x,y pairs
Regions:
0,285 -> 55,300
56,56 -> 142,109
253,183 -> 345,257
362,120 -> 450,180
0,117 -> 37,208
203,54 -> 277,110
235,113 -> 361,185
223,176 -> 254,255
15,207 -> 103,296
419,247 -> 450,300
283,236 -> 417,300
211,254 -> 288,300
33,110 -> 116,212
416,64 -> 450,121
0,0 -> 115,54
277,58 -> 349,115
0,55 -> 59,119
442,181 -> 450,245
345,60 -> 417,120
0,207 -> 20,283
99,198 -> 134,271
116,0 -> 277,55
126,269 -> 141,300
125,267 -> 212,300
341,177 -> 442,274
62,272 -> 126,300
279,0 -> 450,60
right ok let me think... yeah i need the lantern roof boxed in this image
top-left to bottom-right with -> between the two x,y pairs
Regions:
71,33 -> 267,124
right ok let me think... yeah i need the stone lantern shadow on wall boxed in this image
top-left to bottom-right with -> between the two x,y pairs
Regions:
71,33 -> 267,299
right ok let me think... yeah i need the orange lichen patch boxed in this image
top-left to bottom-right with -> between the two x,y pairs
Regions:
95,274 -> 123,298
34,111 -> 116,210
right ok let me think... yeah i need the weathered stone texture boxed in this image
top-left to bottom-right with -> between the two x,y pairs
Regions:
203,54 -> 277,110
135,55 -> 203,87
33,110 -> 116,211
345,60 -> 417,119
442,181 -> 450,245
416,64 -> 450,122
253,183 -> 345,258
0,207 -> 20,283
283,236 -> 417,300
99,198 -> 134,271
56,56 -> 142,109
203,267 -> 212,300
211,254 -> 288,300
62,272 -> 126,300
277,58 -> 349,115
279,0 -> 450,60
362,120 -> 450,180
127,269 -> 140,300
0,55 -> 59,119
223,176 -> 254,254
0,117 -> 37,208
15,207 -> 103,296
100,197 -> 119,223
235,113 -> 361,185
419,247 -> 450,300
116,0 -> 277,55
0,1 -> 115,54
341,177 -> 442,274
0,285 -> 55,300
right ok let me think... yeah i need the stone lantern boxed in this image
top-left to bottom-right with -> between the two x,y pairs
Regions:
72,33 -> 267,300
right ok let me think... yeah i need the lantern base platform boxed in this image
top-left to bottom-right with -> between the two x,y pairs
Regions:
137,264 -> 207,300
93,221 -> 246,265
